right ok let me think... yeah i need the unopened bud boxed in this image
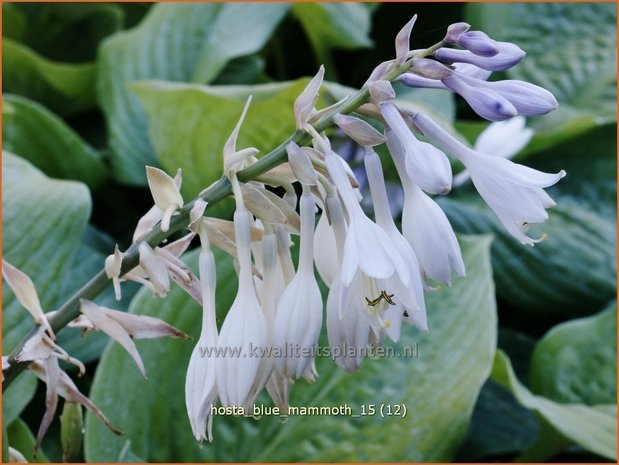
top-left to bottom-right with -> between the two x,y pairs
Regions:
334,114 -> 385,147
287,141 -> 318,186
411,58 -> 454,80
60,401 -> 83,462
369,80 -> 396,105
395,15 -> 417,64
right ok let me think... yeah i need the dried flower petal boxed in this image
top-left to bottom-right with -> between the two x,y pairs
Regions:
2,260 -> 54,338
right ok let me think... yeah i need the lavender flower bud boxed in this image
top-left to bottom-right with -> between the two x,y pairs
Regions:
444,22 -> 471,44
410,58 -> 454,80
444,23 -> 498,57
443,74 -> 518,121
399,73 -> 446,90
457,31 -> 499,57
434,42 -> 525,71
369,80 -> 396,105
482,79 -> 558,116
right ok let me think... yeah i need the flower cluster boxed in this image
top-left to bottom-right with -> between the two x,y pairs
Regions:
2,14 -> 565,447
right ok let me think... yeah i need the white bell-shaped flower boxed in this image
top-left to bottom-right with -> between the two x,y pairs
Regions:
386,128 -> 465,286
413,112 -> 565,245
215,210 -> 269,409
380,102 -> 452,195
185,226 -> 219,442
273,191 -> 322,379
324,150 -> 410,287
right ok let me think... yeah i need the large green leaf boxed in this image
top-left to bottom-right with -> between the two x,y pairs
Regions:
2,371 -> 37,425
2,39 -> 96,116
2,94 -> 106,190
85,235 -> 496,462
442,198 -> 616,316
491,350 -> 616,461
97,3 -> 290,185
7,419 -> 49,463
467,3 -> 617,135
530,303 -> 617,405
456,380 -> 539,461
131,79 -> 310,201
2,152 -> 91,352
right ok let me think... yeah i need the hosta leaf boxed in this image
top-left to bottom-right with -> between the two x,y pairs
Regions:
2,371 -> 37,425
7,419 -> 49,463
97,3 -> 289,185
442,198 -> 616,316
2,39 -> 96,116
2,94 -> 106,190
491,350 -> 616,461
2,152 -> 90,352
85,235 -> 497,462
530,303 -> 617,405
131,79 -> 312,201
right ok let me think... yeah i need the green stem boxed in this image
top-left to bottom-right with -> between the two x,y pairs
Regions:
2,40 -> 444,390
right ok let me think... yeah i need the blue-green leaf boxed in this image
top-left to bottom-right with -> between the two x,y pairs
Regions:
2,39 -> 96,116
97,3 -> 290,185
530,303 -> 617,405
2,94 -> 106,190
2,152 -> 91,352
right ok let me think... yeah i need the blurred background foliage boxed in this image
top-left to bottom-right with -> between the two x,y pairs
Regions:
2,2 -> 616,462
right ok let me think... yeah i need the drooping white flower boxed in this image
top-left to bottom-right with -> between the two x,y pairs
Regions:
380,102 -> 452,195
364,149 -> 427,334
326,273 -> 371,372
273,191 -> 322,379
454,116 -> 534,187
215,210 -> 269,409
324,149 -> 410,287
413,112 -> 566,245
385,128 -> 465,286
313,201 -> 339,288
185,224 -> 219,443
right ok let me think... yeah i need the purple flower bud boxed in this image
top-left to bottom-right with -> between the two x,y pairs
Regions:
457,31 -> 499,57
457,73 -> 558,116
443,74 -> 518,121
444,22 -> 471,44
380,102 -> 452,195
434,42 -> 525,71
411,58 -> 454,80
453,63 -> 492,81
399,73 -> 446,90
